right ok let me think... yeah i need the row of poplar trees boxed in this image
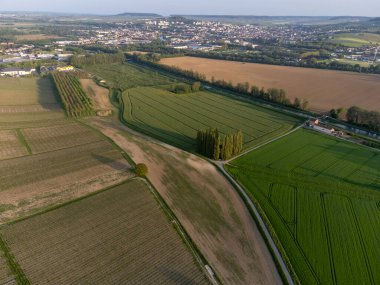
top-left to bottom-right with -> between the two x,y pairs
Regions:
197,128 -> 243,160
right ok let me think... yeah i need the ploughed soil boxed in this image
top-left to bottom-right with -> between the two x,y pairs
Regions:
161,56 -> 380,112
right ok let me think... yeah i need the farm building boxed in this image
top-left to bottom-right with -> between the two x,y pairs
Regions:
57,66 -> 75,72
0,67 -> 36,77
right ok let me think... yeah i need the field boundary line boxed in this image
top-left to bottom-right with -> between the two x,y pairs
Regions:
1,178 -> 135,227
347,199 -> 375,285
320,193 -> 337,285
15,129 -> 32,155
0,235 -> 30,285
139,178 -> 219,285
216,164 -> 295,285
225,122 -> 306,163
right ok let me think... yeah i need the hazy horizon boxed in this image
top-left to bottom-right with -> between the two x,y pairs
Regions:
0,0 -> 379,17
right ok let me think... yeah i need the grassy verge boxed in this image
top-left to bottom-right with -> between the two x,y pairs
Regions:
216,164 -> 300,285
15,129 -> 32,155
0,235 -> 30,285
141,178 -> 220,285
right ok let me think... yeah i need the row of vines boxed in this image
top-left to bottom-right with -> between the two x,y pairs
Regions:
52,73 -> 95,117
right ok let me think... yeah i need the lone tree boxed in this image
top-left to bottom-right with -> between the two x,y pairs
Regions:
135,163 -> 148,177
191,81 -> 201,92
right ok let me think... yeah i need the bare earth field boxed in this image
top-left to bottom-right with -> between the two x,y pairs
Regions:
0,252 -> 14,285
0,179 -> 207,284
87,116 -> 282,285
81,79 -> 113,114
161,56 -> 380,112
0,78 -> 132,223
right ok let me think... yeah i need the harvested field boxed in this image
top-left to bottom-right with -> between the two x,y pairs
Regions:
22,122 -> 103,154
227,129 -> 380,285
0,78 -> 58,106
161,56 -> 380,112
0,130 -> 28,160
0,78 -> 65,126
123,86 -> 301,150
0,179 -> 208,285
88,117 -> 282,285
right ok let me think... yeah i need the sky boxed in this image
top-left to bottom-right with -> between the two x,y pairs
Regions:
0,0 -> 379,17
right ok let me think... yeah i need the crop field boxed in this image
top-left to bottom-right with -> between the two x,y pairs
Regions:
0,130 -> 29,160
21,122 -> 103,154
122,87 -> 301,150
161,56 -> 380,112
0,179 -> 208,284
52,73 -> 95,117
84,63 -> 175,90
0,77 -> 132,223
0,78 -> 65,128
226,129 -> 380,285
328,32 -> 380,47
0,78 -> 59,106
0,251 -> 14,285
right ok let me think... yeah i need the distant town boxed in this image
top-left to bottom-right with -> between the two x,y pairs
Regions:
0,13 -> 379,77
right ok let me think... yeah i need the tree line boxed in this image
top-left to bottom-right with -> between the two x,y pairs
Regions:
169,82 -> 201,94
186,50 -> 380,75
346,106 -> 380,132
129,53 -> 309,111
197,128 -> 243,160
70,52 -> 124,67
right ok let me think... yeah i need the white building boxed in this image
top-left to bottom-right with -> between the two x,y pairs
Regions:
0,67 -> 36,77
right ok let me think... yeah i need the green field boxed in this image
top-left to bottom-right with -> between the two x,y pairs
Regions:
122,86 -> 302,150
0,179 -> 207,284
226,129 -> 380,285
328,32 -> 380,47
84,63 -> 176,90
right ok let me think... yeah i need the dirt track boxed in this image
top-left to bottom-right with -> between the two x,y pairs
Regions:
161,56 -> 380,112
87,117 -> 282,285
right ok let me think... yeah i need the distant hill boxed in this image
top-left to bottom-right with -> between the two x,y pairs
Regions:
175,15 -> 372,25
116,12 -> 161,18
370,17 -> 380,22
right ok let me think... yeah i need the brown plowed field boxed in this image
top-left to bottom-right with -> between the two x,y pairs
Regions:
161,56 -> 380,112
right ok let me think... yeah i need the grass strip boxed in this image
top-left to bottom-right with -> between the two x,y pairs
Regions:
15,129 -> 32,155
0,235 -> 30,285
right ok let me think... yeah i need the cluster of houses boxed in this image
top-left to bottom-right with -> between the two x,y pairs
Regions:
0,67 -> 36,77
0,65 -> 75,77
